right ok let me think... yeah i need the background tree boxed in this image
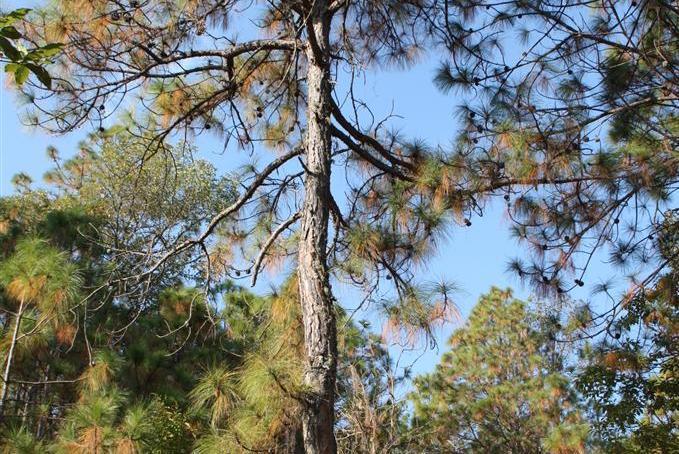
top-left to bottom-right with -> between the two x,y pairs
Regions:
411,288 -> 588,453
577,214 -> 679,453
0,131 -> 238,441
335,326 -> 414,454
43,130 -> 237,296
0,238 -> 81,422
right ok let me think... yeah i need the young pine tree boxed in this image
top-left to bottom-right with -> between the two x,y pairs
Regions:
0,238 -> 81,422
411,288 -> 588,453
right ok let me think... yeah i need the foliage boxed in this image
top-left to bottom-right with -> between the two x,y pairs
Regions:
0,237 -> 81,314
335,323 -> 414,453
0,8 -> 61,87
0,0 -> 677,451
411,288 -> 588,453
145,398 -> 195,454
433,0 -> 678,304
42,131 -> 238,286
0,132 -> 240,446
0,155 -> 407,451
578,216 -> 679,453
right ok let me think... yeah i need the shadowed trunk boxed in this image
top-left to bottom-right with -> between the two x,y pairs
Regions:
0,297 -> 25,421
298,1 -> 337,452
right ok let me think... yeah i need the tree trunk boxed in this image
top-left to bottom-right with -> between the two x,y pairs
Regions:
298,1 -> 337,453
0,297 -> 25,421
21,384 -> 32,427
36,367 -> 49,438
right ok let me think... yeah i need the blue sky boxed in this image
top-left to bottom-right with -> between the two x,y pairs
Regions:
0,2 -> 620,381
0,58 -> 532,377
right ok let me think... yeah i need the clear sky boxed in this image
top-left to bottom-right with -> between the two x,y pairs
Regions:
0,58 -> 532,378
0,2 -> 618,381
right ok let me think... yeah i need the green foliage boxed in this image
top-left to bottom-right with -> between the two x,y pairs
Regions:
0,131 -> 239,449
0,9 -> 61,87
53,384 -> 159,453
577,216 -> 679,452
411,288 -> 588,453
0,237 -> 81,314
189,367 -> 239,428
50,132 -> 236,242
0,425 -> 45,454
0,199 -> 403,453
190,278 -> 305,452
145,398 -> 195,454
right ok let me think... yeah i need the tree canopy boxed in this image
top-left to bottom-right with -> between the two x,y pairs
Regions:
0,0 -> 677,452
411,288 -> 589,453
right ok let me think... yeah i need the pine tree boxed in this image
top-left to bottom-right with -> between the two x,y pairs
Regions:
16,3 -> 473,450
0,238 -> 81,422
9,1 -> 677,450
431,0 -> 678,313
411,288 -> 588,453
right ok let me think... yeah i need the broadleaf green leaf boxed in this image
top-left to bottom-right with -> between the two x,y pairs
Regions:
0,8 -> 31,28
13,64 -> 30,85
0,35 -> 21,61
0,26 -> 22,40
25,62 -> 51,88
26,43 -> 62,61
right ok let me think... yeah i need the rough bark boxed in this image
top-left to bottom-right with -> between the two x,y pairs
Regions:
298,1 -> 337,453
0,297 -> 25,421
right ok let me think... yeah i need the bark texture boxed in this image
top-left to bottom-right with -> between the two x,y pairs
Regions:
298,1 -> 337,453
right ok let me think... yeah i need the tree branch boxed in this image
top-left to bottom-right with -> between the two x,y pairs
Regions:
251,211 -> 302,287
